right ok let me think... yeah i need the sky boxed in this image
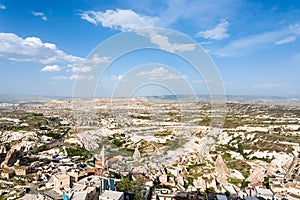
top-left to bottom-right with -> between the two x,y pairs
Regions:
0,0 -> 300,97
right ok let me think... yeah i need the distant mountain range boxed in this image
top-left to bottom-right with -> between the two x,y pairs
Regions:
1,94 -> 300,105
147,95 -> 300,105
0,95 -> 65,104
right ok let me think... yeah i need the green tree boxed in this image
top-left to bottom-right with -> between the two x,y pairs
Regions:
116,177 -> 145,200
116,177 -> 131,192
225,191 -> 230,197
263,176 -> 270,188
205,187 -> 215,193
237,143 -> 244,155
241,180 -> 250,188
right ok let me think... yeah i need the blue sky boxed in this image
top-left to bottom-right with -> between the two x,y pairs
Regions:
0,0 -> 300,97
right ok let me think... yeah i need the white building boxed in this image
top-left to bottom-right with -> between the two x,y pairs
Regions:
254,187 -> 274,200
99,191 -> 124,200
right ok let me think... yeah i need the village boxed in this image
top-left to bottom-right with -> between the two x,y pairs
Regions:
0,97 -> 299,200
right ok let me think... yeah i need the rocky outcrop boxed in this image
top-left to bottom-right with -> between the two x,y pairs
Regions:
0,145 -> 7,154
247,166 -> 265,184
214,154 -> 230,186
193,177 -> 206,190
78,130 -> 101,150
12,141 -> 36,152
285,158 -> 300,179
0,141 -> 35,168
215,173 -> 228,186
0,131 -> 37,142
230,169 -> 245,180
266,160 -> 279,175
0,145 -> 8,166
1,147 -> 22,167
132,147 -> 141,161
215,154 -> 230,175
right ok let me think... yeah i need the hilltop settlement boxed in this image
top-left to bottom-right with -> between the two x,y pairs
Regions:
0,97 -> 299,200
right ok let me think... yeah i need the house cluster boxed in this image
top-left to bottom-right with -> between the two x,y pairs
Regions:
20,156 -> 130,200
269,171 -> 300,200
47,173 -> 120,200
152,186 -> 275,200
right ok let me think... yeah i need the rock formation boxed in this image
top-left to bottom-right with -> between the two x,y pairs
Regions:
247,166 -> 265,184
132,147 -> 141,161
0,145 -> 7,154
1,148 -> 21,168
215,154 -> 230,175
214,154 -> 230,186
285,158 -> 300,179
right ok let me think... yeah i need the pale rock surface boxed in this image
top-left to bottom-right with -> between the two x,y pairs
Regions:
236,126 -> 268,133
1,148 -> 20,167
64,137 -> 83,147
132,147 -> 141,161
215,154 -> 230,175
266,153 -> 293,175
230,169 -> 245,180
0,145 -> 7,154
214,154 -> 230,186
247,166 -> 265,184
1,141 -> 36,167
206,177 -> 218,191
193,177 -> 206,190
0,131 -> 37,142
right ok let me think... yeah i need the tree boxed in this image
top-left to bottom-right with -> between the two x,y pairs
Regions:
263,176 -> 270,188
116,177 -> 131,192
205,187 -> 215,193
225,191 -> 230,197
116,177 -> 145,200
237,143 -> 244,155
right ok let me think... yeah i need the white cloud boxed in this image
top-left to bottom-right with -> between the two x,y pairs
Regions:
32,11 -> 47,21
214,30 -> 286,57
66,63 -> 78,71
103,74 -> 124,82
41,65 -> 61,72
80,9 -> 159,31
157,0 -> 240,27
214,24 -> 300,57
69,74 -> 94,80
138,66 -> 185,80
196,19 -> 230,40
275,36 -> 296,45
52,75 -> 94,81
0,3 -> 5,10
137,30 -> 196,53
52,76 -> 68,80
215,33 -> 275,57
80,12 -> 98,25
138,66 -> 168,76
116,75 -> 123,81
80,9 -> 196,53
0,32 -> 84,63
71,66 -> 92,73
66,63 -> 93,73
88,54 -> 111,64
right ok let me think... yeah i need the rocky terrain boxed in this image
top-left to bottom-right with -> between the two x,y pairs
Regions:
0,97 -> 299,199
73,98 -> 300,191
